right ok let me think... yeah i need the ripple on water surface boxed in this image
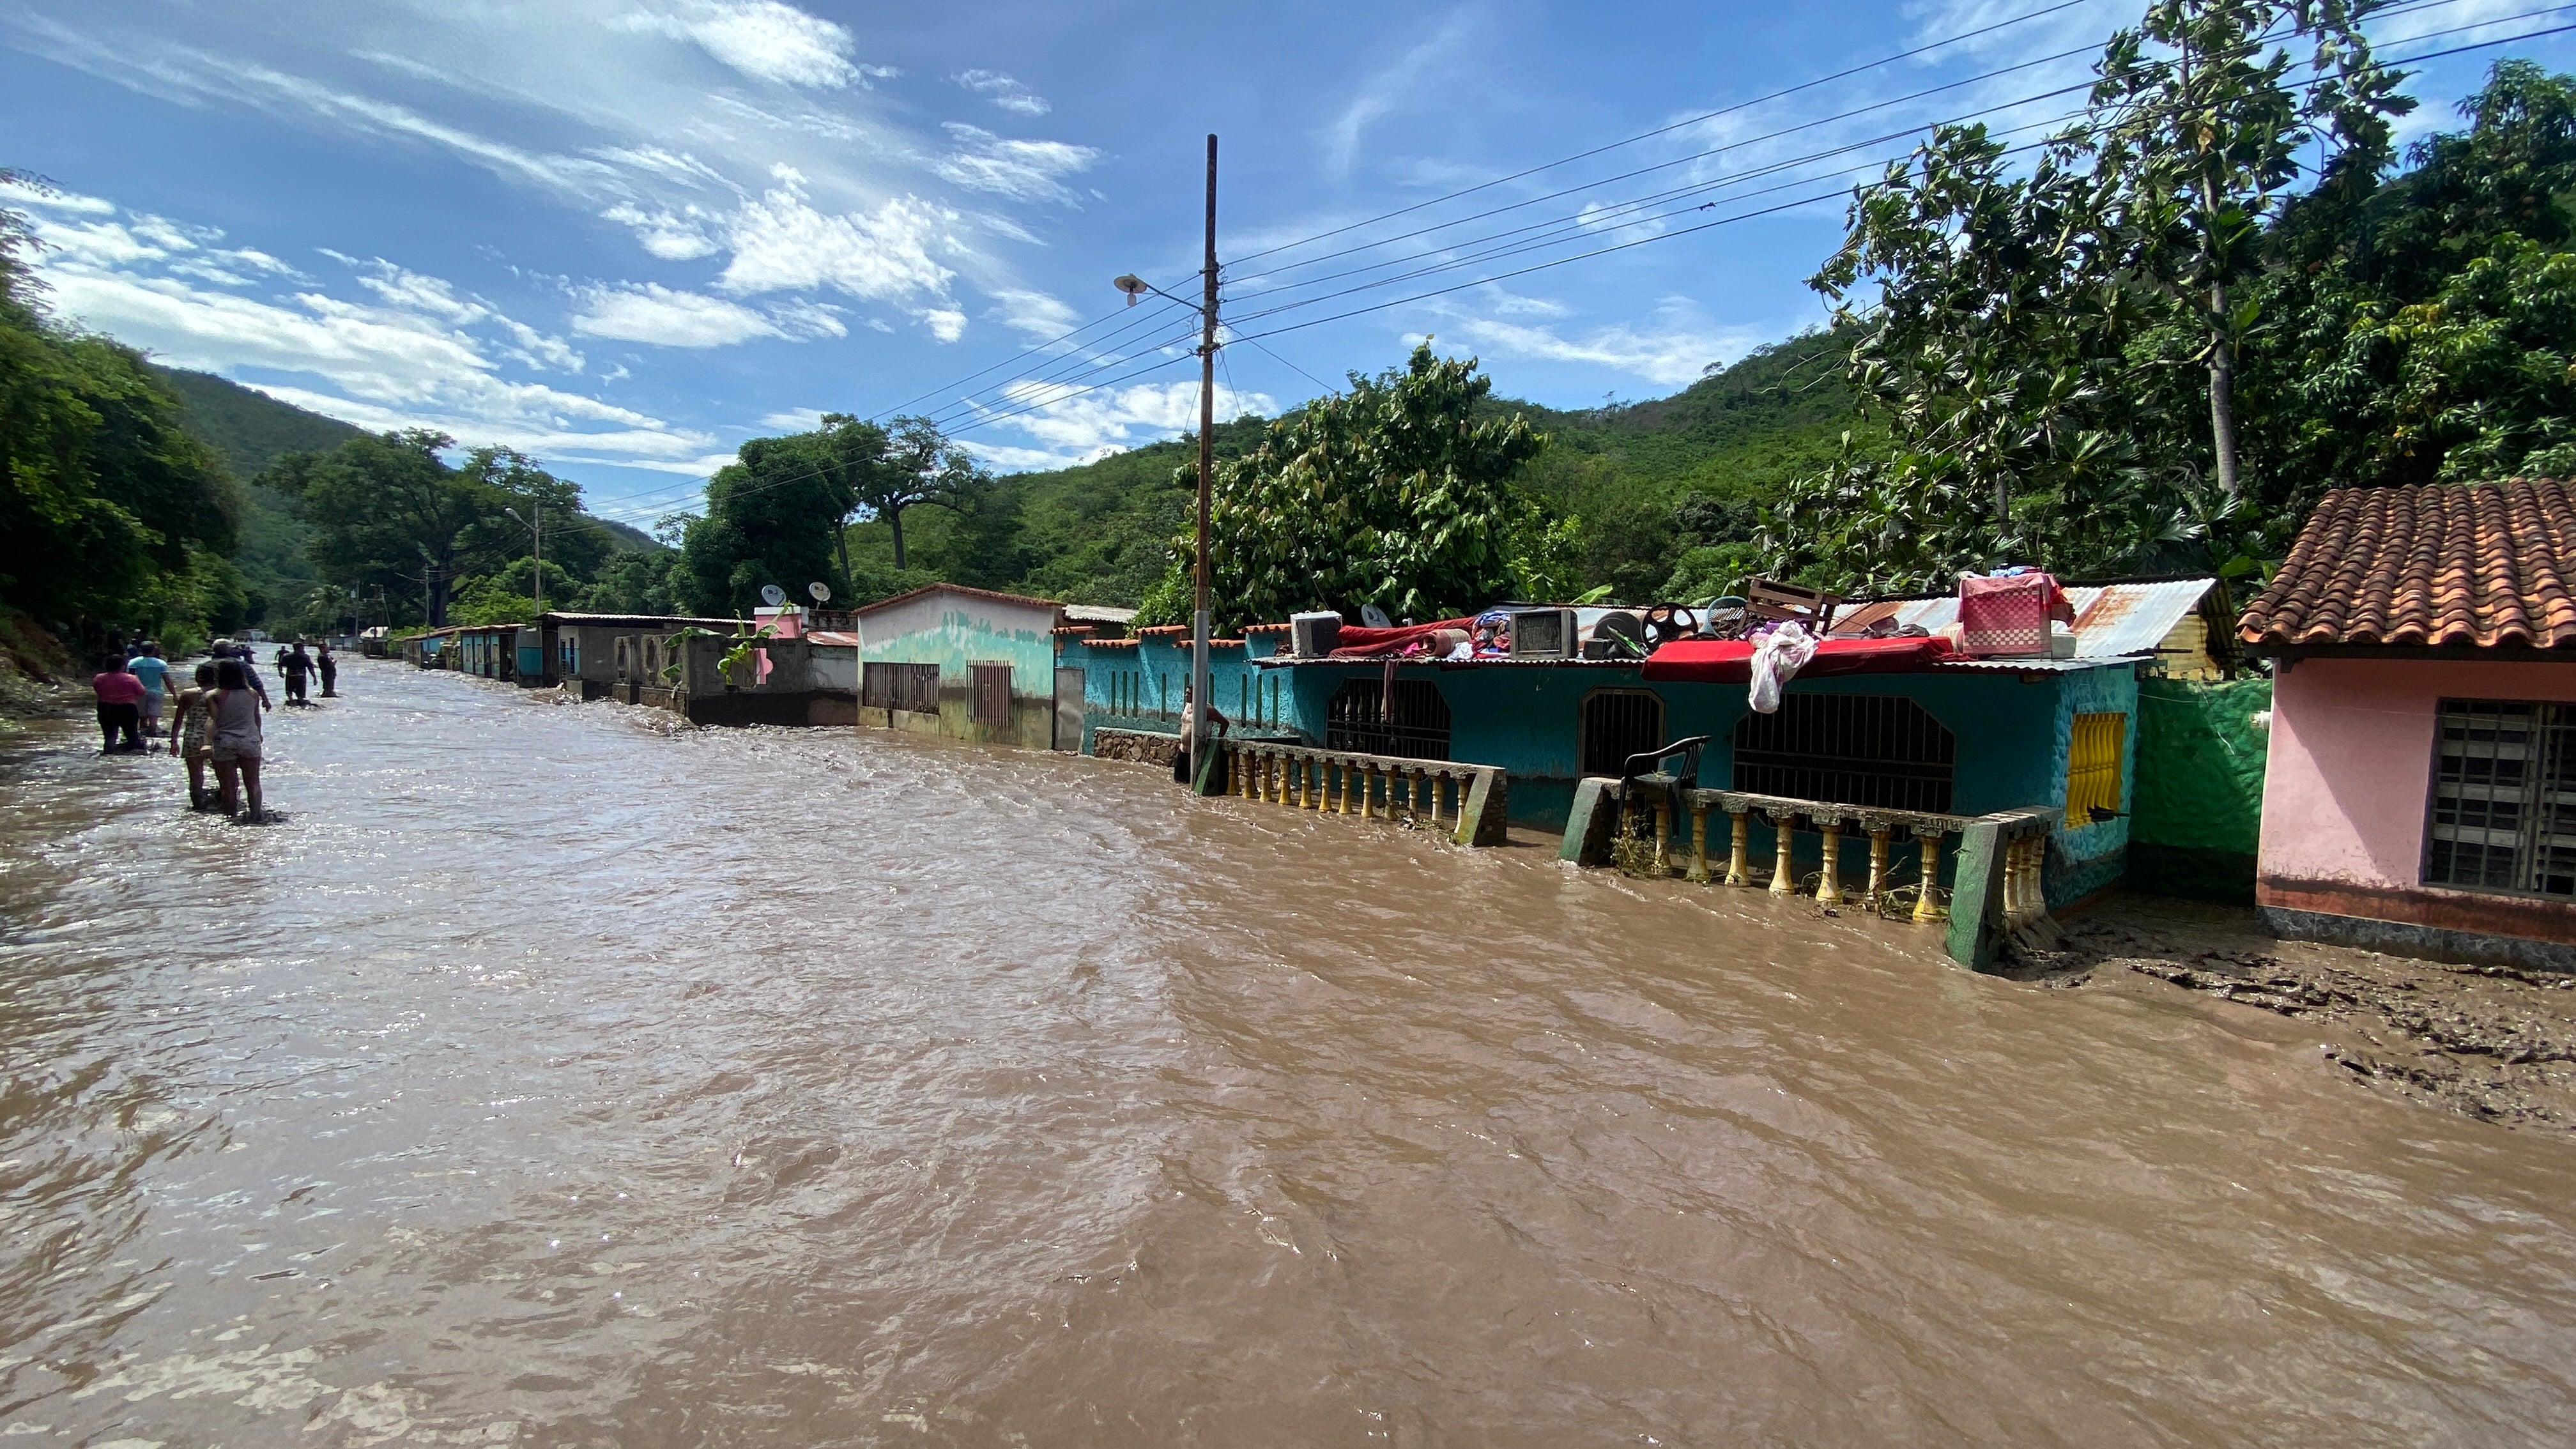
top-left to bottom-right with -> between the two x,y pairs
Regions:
3,663 -> 2575,1445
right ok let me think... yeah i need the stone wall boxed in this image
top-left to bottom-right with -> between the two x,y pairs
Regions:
1093,726 -> 1181,766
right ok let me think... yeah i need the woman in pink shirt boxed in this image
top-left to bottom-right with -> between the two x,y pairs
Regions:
92,658 -> 146,753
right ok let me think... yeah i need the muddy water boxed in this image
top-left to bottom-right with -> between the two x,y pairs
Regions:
4,666 -> 2575,1446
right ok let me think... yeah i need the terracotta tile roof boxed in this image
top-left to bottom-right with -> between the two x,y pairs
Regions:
2239,480 -> 2576,650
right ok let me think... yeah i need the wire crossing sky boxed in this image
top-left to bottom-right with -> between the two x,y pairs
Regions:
4,0 -> 2566,524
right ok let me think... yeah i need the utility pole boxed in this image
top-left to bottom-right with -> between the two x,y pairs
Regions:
1191,133 -> 1218,795
532,499 -> 544,621
1110,133 -> 1220,792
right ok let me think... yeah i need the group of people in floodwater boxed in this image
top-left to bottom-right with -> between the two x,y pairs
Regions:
89,637 -> 338,823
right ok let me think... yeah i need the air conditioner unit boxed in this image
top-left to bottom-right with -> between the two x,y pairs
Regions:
1290,611 -> 1342,657
1506,607 -> 1579,659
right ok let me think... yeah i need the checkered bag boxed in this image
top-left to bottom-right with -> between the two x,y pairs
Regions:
1958,573 -> 2059,656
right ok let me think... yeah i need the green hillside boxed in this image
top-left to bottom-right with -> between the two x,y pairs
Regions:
845,330 -> 1863,608
155,367 -> 366,479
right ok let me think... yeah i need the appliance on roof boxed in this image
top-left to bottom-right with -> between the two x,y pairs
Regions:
1506,607 -> 1579,659
1290,611 -> 1342,657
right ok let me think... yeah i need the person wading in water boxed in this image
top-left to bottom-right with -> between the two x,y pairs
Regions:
126,642 -> 172,746
282,641 -> 317,705
92,657 -> 146,753
316,640 -> 339,698
208,658 -> 270,822
171,661 -> 218,809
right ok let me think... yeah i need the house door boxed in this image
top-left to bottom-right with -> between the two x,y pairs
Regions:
1053,667 -> 1085,751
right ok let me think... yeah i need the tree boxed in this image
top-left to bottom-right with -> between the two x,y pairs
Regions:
1,174 -> 243,645
2088,0 -> 2405,505
1767,0 -> 2411,595
868,414 -> 980,571
270,430 -> 492,625
1162,344 -> 1551,628
677,432 -> 854,616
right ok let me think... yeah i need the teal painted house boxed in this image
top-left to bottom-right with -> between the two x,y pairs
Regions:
1061,582 -> 2209,910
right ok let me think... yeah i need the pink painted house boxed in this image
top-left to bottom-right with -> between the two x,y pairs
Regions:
2241,480 -> 2576,969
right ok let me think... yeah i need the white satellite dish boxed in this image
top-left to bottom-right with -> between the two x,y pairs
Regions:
807,581 -> 832,602
760,583 -> 787,607
1361,604 -> 1393,629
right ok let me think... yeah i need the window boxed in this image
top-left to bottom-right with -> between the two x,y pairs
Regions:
972,663 -> 1013,726
558,637 -> 578,673
863,661 -> 941,713
2065,712 -> 2126,827
2425,699 -> 2576,898
1732,693 -> 1955,812
1581,689 -> 1667,776
1325,677 -> 1450,760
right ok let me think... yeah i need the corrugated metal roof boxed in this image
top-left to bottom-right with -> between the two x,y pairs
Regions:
1830,578 -> 2212,659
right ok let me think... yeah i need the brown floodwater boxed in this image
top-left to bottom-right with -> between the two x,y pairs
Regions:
4,662 -> 2575,1446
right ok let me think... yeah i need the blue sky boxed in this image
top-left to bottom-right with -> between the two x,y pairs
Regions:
4,1 -> 2568,528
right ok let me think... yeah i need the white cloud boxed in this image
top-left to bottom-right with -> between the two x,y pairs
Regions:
1321,13 -> 1473,180
611,1 -> 870,89
714,177 -> 957,311
963,378 -> 1276,470
574,283 -> 785,346
955,69 -> 1049,116
933,124 -> 1100,205
986,287 -> 1079,341
758,406 -> 826,431
21,185 -> 705,467
1423,296 -> 1766,387
601,203 -> 722,259
0,175 -> 118,216
923,308 -> 967,342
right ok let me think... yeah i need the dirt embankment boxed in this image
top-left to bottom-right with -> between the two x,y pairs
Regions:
2013,896 -> 2576,1130
0,612 -> 82,724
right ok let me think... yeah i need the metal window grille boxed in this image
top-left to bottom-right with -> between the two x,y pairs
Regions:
972,663 -> 1013,727
1732,693 -> 1956,813
862,661 -> 941,713
2064,712 -> 2125,827
1581,689 -> 1667,776
1324,678 -> 1451,760
2425,699 -> 2576,898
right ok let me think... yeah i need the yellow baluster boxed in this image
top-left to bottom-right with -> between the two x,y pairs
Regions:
1913,832 -> 1946,923
1768,812 -> 1798,894
1687,804 -> 1711,884
1724,807 -> 1752,887
1865,825 -> 1892,907
1814,815 -> 1844,905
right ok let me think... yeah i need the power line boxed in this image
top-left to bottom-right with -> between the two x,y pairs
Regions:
1225,0 -> 2102,268
1215,7 -> 2554,341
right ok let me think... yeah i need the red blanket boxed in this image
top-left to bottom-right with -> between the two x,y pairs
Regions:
1640,634 -> 1954,684
1324,617 -> 1478,657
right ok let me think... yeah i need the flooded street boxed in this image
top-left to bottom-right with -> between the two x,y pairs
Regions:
5,663 -> 2576,1446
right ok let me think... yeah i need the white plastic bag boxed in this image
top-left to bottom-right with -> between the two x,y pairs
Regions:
1748,621 -> 1816,715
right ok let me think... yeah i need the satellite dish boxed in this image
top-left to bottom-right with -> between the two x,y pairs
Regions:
1360,604 -> 1393,629
1112,273 -> 1150,307
807,581 -> 832,603
760,583 -> 787,607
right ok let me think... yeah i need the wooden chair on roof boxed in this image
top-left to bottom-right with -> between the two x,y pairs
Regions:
1742,578 -> 1841,635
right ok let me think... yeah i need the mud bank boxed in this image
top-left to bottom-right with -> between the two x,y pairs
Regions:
2018,896 -> 2576,1130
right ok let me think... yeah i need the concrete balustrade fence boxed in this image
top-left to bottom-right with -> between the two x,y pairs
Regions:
1562,776 -> 2058,970
1222,740 -> 1510,847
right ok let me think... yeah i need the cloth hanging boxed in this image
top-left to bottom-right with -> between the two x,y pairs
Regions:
1747,621 -> 1817,714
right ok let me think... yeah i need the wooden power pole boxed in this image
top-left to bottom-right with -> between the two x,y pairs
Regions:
1190,133 -> 1218,793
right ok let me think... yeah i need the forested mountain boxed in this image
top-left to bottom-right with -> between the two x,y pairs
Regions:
831,334 -> 1857,611
153,367 -> 364,479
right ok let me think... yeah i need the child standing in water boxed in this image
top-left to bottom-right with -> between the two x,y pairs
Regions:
208,658 -> 268,822
171,661 -> 218,809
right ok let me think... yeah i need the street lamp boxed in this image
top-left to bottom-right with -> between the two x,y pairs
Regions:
1115,132 -> 1220,793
